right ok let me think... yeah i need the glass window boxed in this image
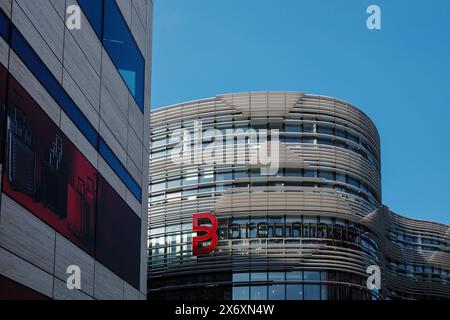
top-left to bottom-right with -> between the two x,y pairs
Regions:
268,272 -> 285,281
251,272 -> 268,281
96,176 -> 141,289
303,137 -> 317,144
286,168 -> 302,177
103,0 -> 145,110
304,284 -> 321,300
199,171 -> 214,183
321,285 -> 328,300
335,128 -> 346,138
0,8 -> 10,42
77,0 -> 103,38
149,193 -> 164,203
250,286 -> 267,300
234,170 -> 248,179
233,286 -> 249,300
285,136 -> 302,143
348,177 -> 360,188
284,124 -> 300,133
318,171 -> 335,180
286,271 -> 303,280
233,273 -> 250,282
166,191 -> 181,202
304,169 -> 317,178
269,285 -> 285,300
286,284 -> 303,300
303,123 -> 316,133
216,171 -> 233,181
152,137 -> 166,148
304,271 -> 320,281
167,179 -> 181,189
336,173 -> 346,183
151,181 -> 166,193
198,186 -> 214,194
318,125 -> 334,135
347,132 -> 359,144
99,138 -> 141,200
3,77 -> 98,254
183,174 -> 198,186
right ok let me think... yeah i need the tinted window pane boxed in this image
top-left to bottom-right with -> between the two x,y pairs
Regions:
103,0 -> 145,110
233,286 -> 249,300
233,273 -> 249,282
99,138 -> 141,201
0,64 -> 7,167
0,275 -> 49,300
268,272 -> 285,281
269,284 -> 285,300
251,272 -> 267,281
304,284 -> 321,300
251,286 -> 267,300
2,76 -> 98,254
77,0 -> 103,37
286,284 -> 303,300
0,9 -> 10,42
304,271 -> 320,281
96,176 -> 141,289
286,271 -> 303,280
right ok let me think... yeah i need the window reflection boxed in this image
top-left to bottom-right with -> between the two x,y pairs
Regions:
103,0 -> 145,110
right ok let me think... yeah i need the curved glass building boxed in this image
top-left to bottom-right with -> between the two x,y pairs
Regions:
148,92 -> 450,300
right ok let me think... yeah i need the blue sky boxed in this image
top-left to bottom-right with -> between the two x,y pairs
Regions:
151,0 -> 450,225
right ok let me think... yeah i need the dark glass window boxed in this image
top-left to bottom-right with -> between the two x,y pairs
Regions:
217,171 -> 233,181
233,273 -> 250,282
348,177 -> 360,188
2,76 -> 98,255
284,124 -> 300,133
96,176 -> 141,289
303,123 -> 316,133
103,0 -> 145,111
0,64 -> 7,167
286,284 -> 303,300
286,271 -> 303,280
250,286 -> 267,300
335,128 -> 346,138
269,284 -> 285,300
0,9 -> 10,42
234,170 -> 248,179
99,138 -> 141,200
304,271 -> 321,281
268,272 -> 285,281
233,286 -> 249,300
336,173 -> 346,183
347,132 -> 359,144
304,284 -> 321,300
304,169 -> 317,178
303,137 -> 316,144
318,125 -> 334,135
0,275 -> 49,300
286,168 -> 302,177
251,272 -> 268,281
318,171 -> 335,181
77,0 -> 103,38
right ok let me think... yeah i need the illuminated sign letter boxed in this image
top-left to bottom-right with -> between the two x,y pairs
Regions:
192,212 -> 218,256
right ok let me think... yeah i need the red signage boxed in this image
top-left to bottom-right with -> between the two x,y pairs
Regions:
192,212 -> 218,256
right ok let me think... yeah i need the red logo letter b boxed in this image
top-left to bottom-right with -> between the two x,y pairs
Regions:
192,212 -> 218,256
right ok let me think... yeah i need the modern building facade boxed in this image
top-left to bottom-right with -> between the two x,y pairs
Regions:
0,0 -> 152,299
148,92 -> 450,300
